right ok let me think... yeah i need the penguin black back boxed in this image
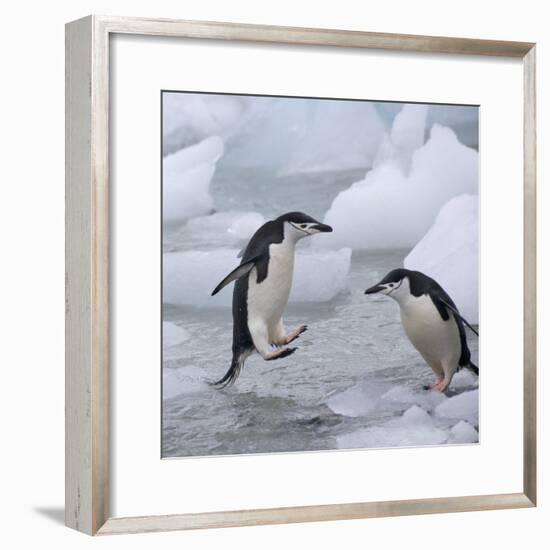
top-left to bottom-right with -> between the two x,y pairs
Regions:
374,268 -> 478,374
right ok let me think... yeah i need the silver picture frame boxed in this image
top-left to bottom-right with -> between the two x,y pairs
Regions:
65,15 -> 537,536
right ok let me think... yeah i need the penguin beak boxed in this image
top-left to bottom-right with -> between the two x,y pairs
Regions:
311,223 -> 333,233
365,284 -> 384,295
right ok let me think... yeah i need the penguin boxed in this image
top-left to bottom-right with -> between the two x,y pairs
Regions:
210,212 -> 333,388
365,268 -> 478,392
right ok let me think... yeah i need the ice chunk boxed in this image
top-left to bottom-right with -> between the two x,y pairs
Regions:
381,385 -> 447,410
401,405 -> 432,424
450,368 -> 479,390
435,389 -> 479,426
163,136 -> 224,225
448,420 -> 479,444
162,322 -> 190,348
186,211 -> 265,243
290,248 -> 351,302
337,405 -> 447,449
221,96 -> 386,173
163,248 -> 351,307
163,93 -> 245,154
326,382 -> 387,417
319,124 -> 478,250
405,194 -> 478,323
374,104 -> 429,173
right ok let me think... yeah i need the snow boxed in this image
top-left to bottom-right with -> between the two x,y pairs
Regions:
163,247 -> 351,307
435,389 -> 479,426
162,322 -> 190,348
319,123 -> 478,250
405,194 -> 479,323
162,136 -> 224,225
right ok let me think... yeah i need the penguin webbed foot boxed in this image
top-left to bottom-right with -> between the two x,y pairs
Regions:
264,347 -> 297,361
424,376 -> 451,392
285,324 -> 308,344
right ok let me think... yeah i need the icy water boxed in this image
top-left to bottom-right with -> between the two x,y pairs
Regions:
162,167 -> 479,458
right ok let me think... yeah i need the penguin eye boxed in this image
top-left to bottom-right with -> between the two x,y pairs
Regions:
300,224 -> 308,229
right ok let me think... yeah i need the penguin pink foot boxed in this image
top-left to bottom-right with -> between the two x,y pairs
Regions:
428,375 -> 445,391
285,325 -> 308,344
433,378 -> 451,392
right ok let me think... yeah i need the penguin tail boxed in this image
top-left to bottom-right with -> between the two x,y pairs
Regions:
467,361 -> 479,376
209,352 -> 246,389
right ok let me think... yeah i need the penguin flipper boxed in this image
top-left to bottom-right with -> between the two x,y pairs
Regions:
211,257 -> 259,296
438,297 -> 479,337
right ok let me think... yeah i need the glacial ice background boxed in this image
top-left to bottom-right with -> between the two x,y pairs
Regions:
162,93 -> 479,457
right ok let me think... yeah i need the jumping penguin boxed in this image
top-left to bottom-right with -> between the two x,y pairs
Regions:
211,212 -> 333,388
365,268 -> 478,392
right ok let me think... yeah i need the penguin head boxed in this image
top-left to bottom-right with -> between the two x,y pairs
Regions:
277,212 -> 333,240
365,268 -> 412,303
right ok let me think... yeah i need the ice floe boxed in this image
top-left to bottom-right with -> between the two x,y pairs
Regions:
405,194 -> 479,323
328,379 -> 479,449
163,93 -> 245,155
447,420 -> 479,444
163,136 -> 224,225
185,211 -> 266,245
337,404 -> 448,449
319,123 -> 478,250
434,389 -> 479,426
163,247 -> 351,307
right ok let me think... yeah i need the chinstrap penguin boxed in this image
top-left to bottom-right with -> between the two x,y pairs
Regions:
365,268 -> 478,392
211,212 -> 333,388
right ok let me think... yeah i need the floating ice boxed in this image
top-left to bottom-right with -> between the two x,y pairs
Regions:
373,104 -> 429,173
319,123 -> 478,250
291,248 -> 351,302
163,94 -> 387,173
405,194 -> 479,323
435,389 -> 479,426
450,368 -> 479,390
163,136 -> 224,225
185,211 -> 265,244
337,404 -> 448,449
163,247 -> 351,307
162,322 -> 190,348
381,385 -> 447,410
163,93 -> 245,154
326,382 -> 387,418
448,420 -> 479,444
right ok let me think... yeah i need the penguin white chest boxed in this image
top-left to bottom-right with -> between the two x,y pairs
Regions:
247,241 -> 295,329
399,295 -> 461,365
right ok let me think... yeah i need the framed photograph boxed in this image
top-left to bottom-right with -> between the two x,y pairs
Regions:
65,16 -> 537,536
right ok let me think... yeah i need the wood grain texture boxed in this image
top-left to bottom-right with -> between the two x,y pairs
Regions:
97,493 -> 534,535
65,15 -> 537,536
65,15 -> 110,535
523,46 -> 537,505
65,16 -> 93,535
99,16 -> 533,57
